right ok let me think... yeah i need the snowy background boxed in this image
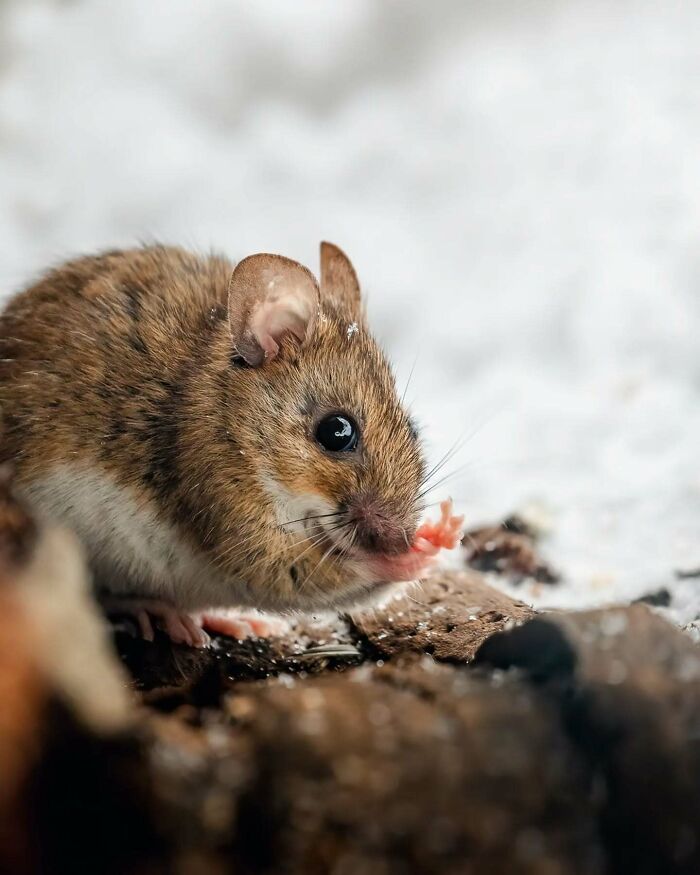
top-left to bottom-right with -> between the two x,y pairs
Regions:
1,0 -> 699,626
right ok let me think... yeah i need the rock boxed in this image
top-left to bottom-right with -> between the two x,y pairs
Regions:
475,606 -> 700,875
202,658 -> 602,875
348,570 -> 534,662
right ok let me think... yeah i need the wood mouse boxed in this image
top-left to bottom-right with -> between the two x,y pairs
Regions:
0,242 -> 430,646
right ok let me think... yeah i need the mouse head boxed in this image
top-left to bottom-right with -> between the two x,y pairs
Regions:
226,242 -> 426,608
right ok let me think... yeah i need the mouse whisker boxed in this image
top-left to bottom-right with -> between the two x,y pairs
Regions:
400,353 -> 419,407
216,520 -> 340,585
297,520 -> 357,592
303,522 -> 360,597
290,531 -> 335,567
405,588 -> 432,609
418,500 -> 446,510
418,407 -> 505,497
419,433 -> 471,490
277,510 -> 344,528
216,528 -> 277,562
289,522 -> 347,555
289,520 -> 351,567
415,460 -> 475,503
298,542 -> 338,595
217,514 -> 347,567
335,526 -> 358,566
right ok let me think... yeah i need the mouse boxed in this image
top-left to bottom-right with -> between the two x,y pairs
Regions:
0,242 -> 431,647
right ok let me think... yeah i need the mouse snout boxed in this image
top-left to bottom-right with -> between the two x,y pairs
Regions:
346,494 -> 413,556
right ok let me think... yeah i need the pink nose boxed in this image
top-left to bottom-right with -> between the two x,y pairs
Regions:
347,496 -> 411,555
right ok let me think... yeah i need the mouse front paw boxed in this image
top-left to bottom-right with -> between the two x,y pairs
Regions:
102,597 -> 210,648
198,609 -> 289,641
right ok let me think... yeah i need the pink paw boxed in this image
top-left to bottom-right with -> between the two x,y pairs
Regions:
103,597 -> 210,648
199,610 -> 289,641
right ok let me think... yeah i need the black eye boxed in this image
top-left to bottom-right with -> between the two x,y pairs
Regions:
315,414 -> 359,453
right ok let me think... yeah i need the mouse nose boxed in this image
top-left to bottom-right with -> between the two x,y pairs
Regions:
347,494 -> 412,555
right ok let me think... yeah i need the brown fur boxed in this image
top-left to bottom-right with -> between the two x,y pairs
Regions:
0,244 -> 425,613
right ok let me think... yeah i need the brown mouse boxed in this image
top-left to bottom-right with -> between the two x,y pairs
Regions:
0,242 -> 427,646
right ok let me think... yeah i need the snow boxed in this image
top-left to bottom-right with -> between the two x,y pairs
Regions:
1,0 -> 699,626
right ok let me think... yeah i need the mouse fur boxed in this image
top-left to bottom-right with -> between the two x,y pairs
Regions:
0,243 -> 426,621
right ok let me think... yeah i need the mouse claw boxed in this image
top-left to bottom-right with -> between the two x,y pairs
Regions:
102,597 -> 210,648
136,609 -> 155,642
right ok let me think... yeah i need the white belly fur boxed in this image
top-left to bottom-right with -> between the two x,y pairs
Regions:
21,463 -> 248,611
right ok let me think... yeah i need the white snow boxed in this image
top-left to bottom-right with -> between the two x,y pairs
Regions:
1,0 -> 699,626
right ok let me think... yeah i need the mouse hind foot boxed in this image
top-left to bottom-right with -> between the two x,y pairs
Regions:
199,609 -> 289,641
102,598 -> 288,648
102,597 -> 211,648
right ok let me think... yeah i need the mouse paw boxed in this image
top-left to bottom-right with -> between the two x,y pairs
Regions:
199,609 -> 289,641
103,597 -> 210,648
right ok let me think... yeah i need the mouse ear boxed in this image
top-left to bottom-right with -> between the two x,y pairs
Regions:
320,242 -> 362,316
228,254 -> 320,366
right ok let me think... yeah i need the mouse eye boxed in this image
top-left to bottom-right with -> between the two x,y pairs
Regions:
315,414 -> 359,453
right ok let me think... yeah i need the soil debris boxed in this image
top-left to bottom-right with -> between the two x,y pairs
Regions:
462,514 -> 561,584
634,587 -> 673,607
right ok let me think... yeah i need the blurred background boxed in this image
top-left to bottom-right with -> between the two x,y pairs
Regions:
1,0 -> 699,620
